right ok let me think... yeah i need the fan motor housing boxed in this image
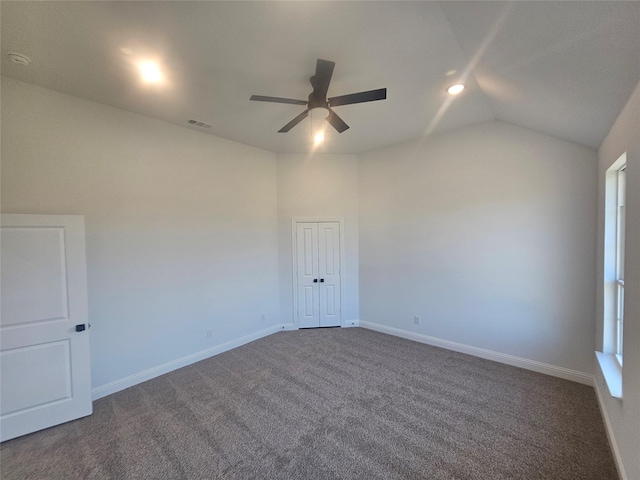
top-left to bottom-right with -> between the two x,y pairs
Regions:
308,91 -> 328,110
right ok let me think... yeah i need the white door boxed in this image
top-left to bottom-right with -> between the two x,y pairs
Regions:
1,214 -> 92,442
296,222 -> 342,328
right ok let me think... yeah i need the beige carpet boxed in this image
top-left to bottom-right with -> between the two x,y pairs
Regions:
1,327 -> 617,479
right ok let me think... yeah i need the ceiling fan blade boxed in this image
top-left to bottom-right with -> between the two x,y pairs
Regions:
312,59 -> 335,98
326,109 -> 349,133
278,110 -> 309,133
250,95 -> 307,106
329,88 -> 387,107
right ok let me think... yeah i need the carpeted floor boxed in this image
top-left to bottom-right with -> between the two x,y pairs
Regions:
1,328 -> 617,479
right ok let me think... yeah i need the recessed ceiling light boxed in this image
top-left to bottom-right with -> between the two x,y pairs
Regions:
120,47 -> 133,56
139,61 -> 162,83
447,84 -> 465,95
445,69 -> 457,76
7,52 -> 31,66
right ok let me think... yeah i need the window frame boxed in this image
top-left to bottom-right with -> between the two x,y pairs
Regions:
614,166 -> 625,366
597,152 -> 626,399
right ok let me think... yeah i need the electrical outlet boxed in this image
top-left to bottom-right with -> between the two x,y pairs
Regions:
261,313 -> 266,322
206,329 -> 213,339
413,315 -> 420,325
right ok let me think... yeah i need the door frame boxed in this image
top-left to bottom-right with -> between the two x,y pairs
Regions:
291,217 -> 345,330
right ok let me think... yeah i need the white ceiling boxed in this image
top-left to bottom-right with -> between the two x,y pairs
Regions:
1,1 -> 639,154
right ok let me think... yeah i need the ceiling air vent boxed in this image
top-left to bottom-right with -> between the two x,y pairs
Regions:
187,119 -> 212,129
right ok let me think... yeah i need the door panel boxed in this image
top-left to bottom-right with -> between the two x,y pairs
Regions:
302,226 -> 315,276
303,286 -> 315,317
1,215 -> 92,442
1,228 -> 69,325
1,340 -> 72,415
324,285 -> 336,316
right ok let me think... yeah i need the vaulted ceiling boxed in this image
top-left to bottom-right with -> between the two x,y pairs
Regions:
2,1 -> 639,154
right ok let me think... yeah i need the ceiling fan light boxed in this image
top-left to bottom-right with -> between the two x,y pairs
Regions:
447,84 -> 465,95
309,107 -> 330,120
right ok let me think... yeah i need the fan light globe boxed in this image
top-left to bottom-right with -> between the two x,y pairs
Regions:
310,107 -> 330,120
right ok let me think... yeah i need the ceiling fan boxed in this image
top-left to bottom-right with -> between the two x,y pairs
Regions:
250,59 -> 387,134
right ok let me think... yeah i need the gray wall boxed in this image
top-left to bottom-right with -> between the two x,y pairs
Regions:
358,121 -> 598,374
596,80 -> 640,480
276,153 -> 359,327
1,77 -> 280,389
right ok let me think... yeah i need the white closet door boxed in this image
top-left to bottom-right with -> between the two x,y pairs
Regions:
296,223 -> 320,328
295,221 -> 342,328
1,215 -> 92,442
318,222 -> 341,327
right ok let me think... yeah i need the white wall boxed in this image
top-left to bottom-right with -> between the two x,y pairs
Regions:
1,77 -> 280,391
276,153 -> 359,327
359,121 -> 598,375
4,76 -> 630,469
596,80 -> 640,480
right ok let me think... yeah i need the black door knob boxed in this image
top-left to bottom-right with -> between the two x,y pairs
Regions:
313,279 -> 318,283
75,324 -> 86,332
320,279 -> 325,283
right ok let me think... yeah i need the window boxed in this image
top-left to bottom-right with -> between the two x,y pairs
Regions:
614,166 -> 625,365
597,152 -> 626,398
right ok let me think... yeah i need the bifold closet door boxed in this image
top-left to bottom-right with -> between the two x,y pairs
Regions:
296,222 -> 341,328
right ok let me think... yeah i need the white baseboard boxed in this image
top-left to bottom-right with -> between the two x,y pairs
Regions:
359,321 -> 594,386
92,324 -> 286,400
594,374 -> 628,480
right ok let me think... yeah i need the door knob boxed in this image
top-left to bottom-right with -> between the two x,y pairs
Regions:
75,324 -> 86,332
313,279 -> 318,283
320,279 -> 325,282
